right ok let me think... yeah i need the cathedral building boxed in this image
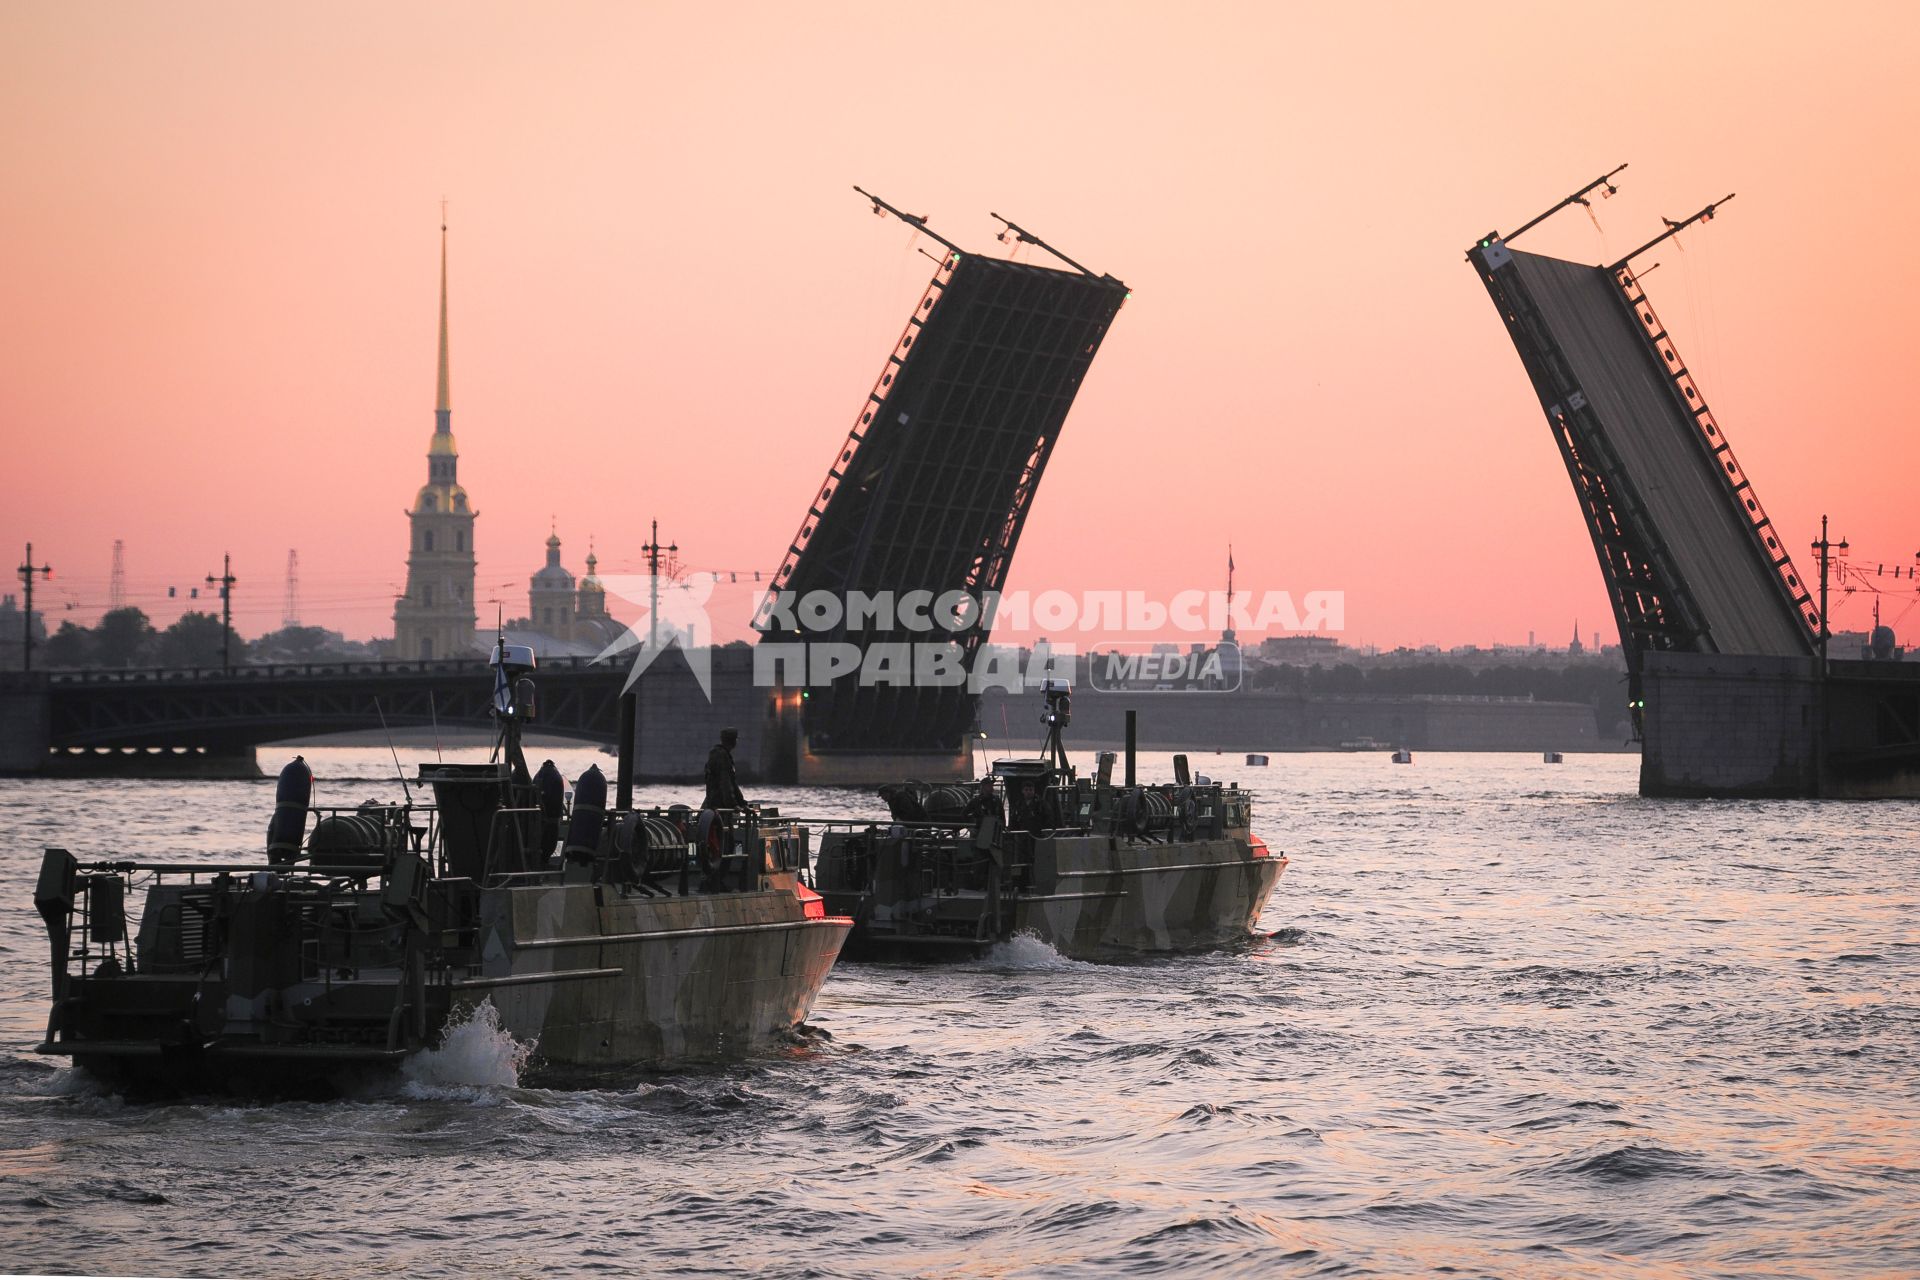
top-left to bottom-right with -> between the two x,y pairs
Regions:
505,533 -> 624,656
393,222 -> 478,661
528,532 -> 577,633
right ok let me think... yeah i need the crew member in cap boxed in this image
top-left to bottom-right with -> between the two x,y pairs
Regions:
704,726 -> 747,811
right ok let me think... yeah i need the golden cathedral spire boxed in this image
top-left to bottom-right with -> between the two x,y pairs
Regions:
397,207 -> 477,664
435,210 -> 451,424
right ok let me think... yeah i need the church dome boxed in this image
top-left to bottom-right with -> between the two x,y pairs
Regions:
576,550 -> 607,618
531,532 -> 575,591
579,551 -> 604,593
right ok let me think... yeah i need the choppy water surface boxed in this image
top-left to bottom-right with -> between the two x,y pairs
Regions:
1,748 -> 1916,1278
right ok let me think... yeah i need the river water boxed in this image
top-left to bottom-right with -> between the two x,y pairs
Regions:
1,748 -> 1915,1278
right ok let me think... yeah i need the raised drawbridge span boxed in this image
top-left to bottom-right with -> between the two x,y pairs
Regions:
757,191 -> 1129,757
1470,171 -> 1920,798
1468,173 -> 1818,724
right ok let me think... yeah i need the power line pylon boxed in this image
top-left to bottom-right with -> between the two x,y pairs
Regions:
109,539 -> 126,611
283,549 -> 301,628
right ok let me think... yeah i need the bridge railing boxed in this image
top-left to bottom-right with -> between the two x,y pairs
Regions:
1611,265 -> 1820,639
21,655 -> 620,687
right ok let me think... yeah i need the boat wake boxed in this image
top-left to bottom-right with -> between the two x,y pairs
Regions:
400,1000 -> 535,1097
28,1062 -> 121,1105
972,932 -> 1097,972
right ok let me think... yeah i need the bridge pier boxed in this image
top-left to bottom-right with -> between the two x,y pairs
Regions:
622,648 -> 975,785
1640,652 -> 1920,798
630,647 -> 792,784
0,686 -> 51,774
1640,653 -> 1822,797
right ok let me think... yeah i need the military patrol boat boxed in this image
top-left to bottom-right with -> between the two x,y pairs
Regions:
31,643 -> 851,1088
813,681 -> 1286,960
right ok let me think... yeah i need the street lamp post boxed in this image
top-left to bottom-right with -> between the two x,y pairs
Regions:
17,543 -> 51,673
206,554 -> 237,672
617,520 -> 679,811
1812,515 -> 1849,668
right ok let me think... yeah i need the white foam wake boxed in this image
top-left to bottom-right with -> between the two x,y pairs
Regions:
401,999 -> 535,1096
976,931 -> 1096,972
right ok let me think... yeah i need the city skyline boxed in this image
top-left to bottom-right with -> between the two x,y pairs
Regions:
4,4 -> 1915,652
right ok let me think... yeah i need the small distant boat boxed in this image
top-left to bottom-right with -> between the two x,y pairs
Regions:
1245,753 -> 1270,766
1543,751 -> 1564,764
1391,747 -> 1413,764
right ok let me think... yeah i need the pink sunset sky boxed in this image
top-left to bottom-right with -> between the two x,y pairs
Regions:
3,3 -> 1915,650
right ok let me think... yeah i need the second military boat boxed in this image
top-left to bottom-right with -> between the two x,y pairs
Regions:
812,681 -> 1287,960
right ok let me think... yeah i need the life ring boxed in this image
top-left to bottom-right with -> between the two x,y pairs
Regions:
695,808 -> 727,874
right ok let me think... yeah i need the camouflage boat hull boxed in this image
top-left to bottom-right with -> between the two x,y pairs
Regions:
819,730 -> 1290,961
821,828 -> 1287,962
1009,835 -> 1286,960
472,884 -> 850,1065
41,877 -> 850,1088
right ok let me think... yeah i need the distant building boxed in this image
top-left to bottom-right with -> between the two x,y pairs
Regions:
1568,621 -> 1585,656
393,222 -> 479,661
1833,627 -> 1906,661
503,534 -> 627,657
1258,634 -> 1344,665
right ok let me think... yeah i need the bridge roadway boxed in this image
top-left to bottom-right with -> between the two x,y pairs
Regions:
5,657 -> 626,764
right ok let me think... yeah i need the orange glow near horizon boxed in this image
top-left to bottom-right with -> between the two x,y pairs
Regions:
2,3 -> 1916,651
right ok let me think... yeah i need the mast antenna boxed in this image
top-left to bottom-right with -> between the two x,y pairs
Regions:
373,698 -> 415,804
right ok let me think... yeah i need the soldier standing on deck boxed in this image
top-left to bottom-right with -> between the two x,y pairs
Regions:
966,775 -> 1004,833
704,726 -> 746,811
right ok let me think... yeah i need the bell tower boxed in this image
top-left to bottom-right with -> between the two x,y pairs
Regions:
393,217 -> 478,661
